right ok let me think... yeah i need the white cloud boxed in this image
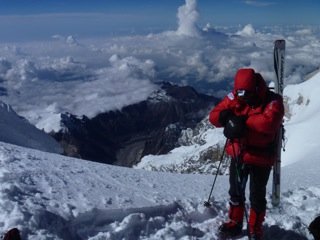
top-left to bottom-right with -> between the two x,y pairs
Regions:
236,24 -> 256,36
176,0 -> 200,37
295,28 -> 312,35
0,46 -> 158,131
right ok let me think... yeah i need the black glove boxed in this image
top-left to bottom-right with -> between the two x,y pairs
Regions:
219,109 -> 234,126
223,115 -> 247,140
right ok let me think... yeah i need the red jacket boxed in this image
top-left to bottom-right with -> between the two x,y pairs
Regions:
209,70 -> 284,166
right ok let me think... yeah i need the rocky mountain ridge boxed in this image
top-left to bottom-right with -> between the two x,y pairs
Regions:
52,82 -> 218,166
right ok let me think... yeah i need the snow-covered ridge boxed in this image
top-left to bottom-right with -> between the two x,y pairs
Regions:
0,101 -> 62,153
147,88 -> 172,103
135,117 -> 229,174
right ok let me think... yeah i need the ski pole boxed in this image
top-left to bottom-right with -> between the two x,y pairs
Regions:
204,139 -> 228,208
231,142 -> 250,235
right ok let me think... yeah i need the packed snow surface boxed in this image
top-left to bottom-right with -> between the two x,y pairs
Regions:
0,140 -> 318,240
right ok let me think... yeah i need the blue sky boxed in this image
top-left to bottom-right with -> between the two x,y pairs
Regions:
0,0 -> 319,41
0,0 -> 318,24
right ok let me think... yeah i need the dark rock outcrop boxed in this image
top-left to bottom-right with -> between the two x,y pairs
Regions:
52,82 -> 218,166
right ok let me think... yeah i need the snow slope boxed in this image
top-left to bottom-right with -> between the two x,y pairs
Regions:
0,140 -> 317,240
0,142 -> 222,239
1,66 -> 320,239
282,71 -> 320,167
0,101 -> 62,154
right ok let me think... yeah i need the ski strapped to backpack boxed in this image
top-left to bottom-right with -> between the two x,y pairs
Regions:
271,39 -> 286,207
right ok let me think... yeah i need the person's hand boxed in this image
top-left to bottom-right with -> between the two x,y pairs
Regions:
219,109 -> 234,126
223,115 -> 247,140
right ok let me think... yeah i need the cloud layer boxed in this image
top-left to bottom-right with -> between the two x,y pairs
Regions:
0,0 -> 320,132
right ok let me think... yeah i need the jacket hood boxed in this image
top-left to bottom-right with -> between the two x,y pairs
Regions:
255,72 -> 268,101
234,68 -> 257,92
233,68 -> 267,102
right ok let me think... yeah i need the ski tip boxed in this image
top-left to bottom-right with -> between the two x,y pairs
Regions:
274,39 -> 286,48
